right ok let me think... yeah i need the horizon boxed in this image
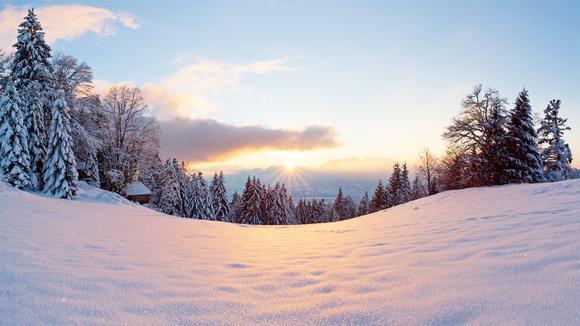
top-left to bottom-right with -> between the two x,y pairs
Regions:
1,0 -> 578,172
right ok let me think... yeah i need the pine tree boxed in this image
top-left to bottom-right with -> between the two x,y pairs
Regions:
230,191 -> 242,222
298,199 -> 323,224
287,194 -> 296,224
69,112 -> 100,187
239,177 -> 262,224
181,173 -> 195,218
344,196 -> 356,219
257,179 -> 268,223
0,79 -> 31,189
370,179 -> 386,212
316,199 -> 329,223
195,172 -> 215,220
410,176 -> 425,200
388,163 -> 403,206
42,89 -> 78,199
481,101 -> 510,185
538,99 -> 573,181
83,148 -> 100,187
312,199 -> 330,223
261,185 -> 274,225
210,171 -> 230,221
332,187 -> 351,221
157,159 -> 182,215
12,9 -> 55,190
357,191 -> 370,216
167,159 -> 189,216
400,163 -> 411,203
504,89 -> 545,183
188,172 -> 203,218
269,183 -> 292,225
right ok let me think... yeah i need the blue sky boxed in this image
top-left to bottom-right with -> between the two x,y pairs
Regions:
2,0 -> 579,169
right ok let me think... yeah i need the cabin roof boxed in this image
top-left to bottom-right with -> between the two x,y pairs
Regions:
125,181 -> 151,196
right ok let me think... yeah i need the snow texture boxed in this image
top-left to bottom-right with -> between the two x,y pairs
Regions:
1,180 -> 579,324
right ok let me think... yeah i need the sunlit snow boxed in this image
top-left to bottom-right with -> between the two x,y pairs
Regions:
1,180 -> 579,324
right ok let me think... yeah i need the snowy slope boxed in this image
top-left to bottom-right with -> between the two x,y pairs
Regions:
1,180 -> 579,324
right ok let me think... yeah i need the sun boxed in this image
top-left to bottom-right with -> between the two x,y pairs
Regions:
284,160 -> 295,172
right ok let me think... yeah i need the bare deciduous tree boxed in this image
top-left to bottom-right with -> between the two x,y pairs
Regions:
419,148 -> 438,195
101,85 -> 159,190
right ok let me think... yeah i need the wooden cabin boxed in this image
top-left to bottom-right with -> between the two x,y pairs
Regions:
124,181 -> 151,204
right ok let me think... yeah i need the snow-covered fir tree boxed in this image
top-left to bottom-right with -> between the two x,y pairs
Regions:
317,199 -> 330,223
269,183 -> 292,225
388,163 -> 403,206
184,172 -> 201,218
256,179 -> 269,223
344,196 -> 357,219
239,177 -> 262,224
22,83 -> 45,189
410,176 -> 425,200
200,172 -> 216,220
71,121 -> 100,186
42,90 -> 78,199
181,174 -> 195,218
157,159 -> 182,215
332,187 -> 353,221
296,198 -> 327,224
230,191 -> 242,222
287,193 -> 296,224
400,163 -> 411,203
504,89 -> 545,183
483,98 -> 510,185
538,99 -> 574,181
370,179 -> 386,212
280,184 -> 294,224
190,172 -> 215,220
295,199 -> 308,224
210,171 -> 230,221
357,191 -> 370,216
261,185 -> 274,225
0,79 -> 31,189
12,9 -> 55,190
172,160 -> 187,214
52,54 -> 100,187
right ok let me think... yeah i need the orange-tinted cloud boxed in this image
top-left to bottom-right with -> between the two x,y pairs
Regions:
159,119 -> 339,162
0,5 -> 138,50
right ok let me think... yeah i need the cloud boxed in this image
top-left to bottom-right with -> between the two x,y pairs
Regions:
142,58 -> 299,119
0,5 -> 138,50
159,119 -> 339,162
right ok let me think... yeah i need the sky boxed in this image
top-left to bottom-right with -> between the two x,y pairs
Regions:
1,0 -> 579,172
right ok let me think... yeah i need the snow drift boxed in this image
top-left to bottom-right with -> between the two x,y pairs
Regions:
1,180 -> 579,324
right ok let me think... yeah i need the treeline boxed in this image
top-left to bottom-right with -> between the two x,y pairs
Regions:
434,85 -> 575,191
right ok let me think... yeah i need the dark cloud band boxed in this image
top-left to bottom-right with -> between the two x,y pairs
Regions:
159,118 -> 339,162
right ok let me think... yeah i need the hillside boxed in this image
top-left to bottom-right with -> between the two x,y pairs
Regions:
1,180 -> 579,324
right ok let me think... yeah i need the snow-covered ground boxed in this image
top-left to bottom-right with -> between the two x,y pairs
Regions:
1,180 -> 579,324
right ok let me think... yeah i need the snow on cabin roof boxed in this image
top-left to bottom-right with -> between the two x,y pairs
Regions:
124,181 -> 151,196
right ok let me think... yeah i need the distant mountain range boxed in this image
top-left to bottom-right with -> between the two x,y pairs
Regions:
221,157 -> 413,201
